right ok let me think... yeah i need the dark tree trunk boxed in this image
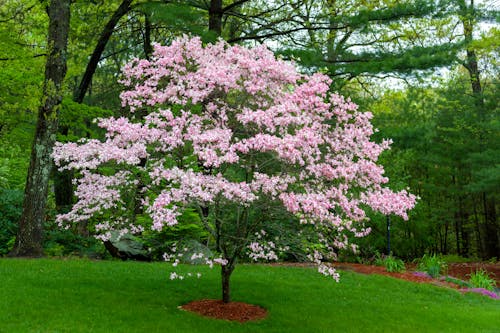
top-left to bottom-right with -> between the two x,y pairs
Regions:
472,196 -> 484,256
10,0 -> 71,257
53,126 -> 74,214
73,0 -> 133,104
458,196 -> 469,256
452,175 -> 461,255
143,13 -> 153,60
209,0 -> 223,35
221,263 -> 235,303
461,1 -> 498,258
54,0 -> 133,218
482,193 -> 499,258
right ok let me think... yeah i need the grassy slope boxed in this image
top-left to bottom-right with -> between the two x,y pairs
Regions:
0,259 -> 498,333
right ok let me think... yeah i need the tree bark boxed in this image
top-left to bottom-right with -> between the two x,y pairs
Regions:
482,193 -> 499,258
461,0 -> 498,258
143,13 -> 153,60
73,0 -> 133,104
54,0 -> 133,217
221,263 -> 235,303
53,126 -> 74,214
209,0 -> 223,36
10,0 -> 71,257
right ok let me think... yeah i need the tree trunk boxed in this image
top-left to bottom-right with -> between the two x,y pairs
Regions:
221,263 -> 235,303
482,193 -> 499,258
143,13 -> 153,60
472,196 -> 484,257
461,1 -> 498,258
53,126 -> 74,214
10,0 -> 71,257
209,0 -> 223,36
53,0 -> 133,218
73,0 -> 133,104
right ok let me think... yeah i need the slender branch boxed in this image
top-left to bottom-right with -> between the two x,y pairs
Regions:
222,0 -> 251,13
0,53 -> 47,61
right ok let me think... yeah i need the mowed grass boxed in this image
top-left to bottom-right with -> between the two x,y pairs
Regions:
0,259 -> 498,333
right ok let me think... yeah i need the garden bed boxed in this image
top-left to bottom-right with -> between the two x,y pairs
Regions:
336,262 -> 499,292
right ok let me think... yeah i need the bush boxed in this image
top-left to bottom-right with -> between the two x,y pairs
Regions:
140,208 -> 209,261
418,254 -> 447,278
0,189 -> 23,255
384,255 -> 406,273
372,252 -> 405,272
43,227 -> 109,259
468,269 -> 496,291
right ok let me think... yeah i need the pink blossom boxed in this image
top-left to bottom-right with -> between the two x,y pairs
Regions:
52,37 -> 416,280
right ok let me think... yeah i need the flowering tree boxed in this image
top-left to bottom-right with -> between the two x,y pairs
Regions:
53,37 -> 416,303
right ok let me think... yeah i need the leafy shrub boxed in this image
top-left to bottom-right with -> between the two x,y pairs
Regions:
468,269 -> 496,291
0,188 -> 23,255
140,208 -> 209,260
44,227 -> 109,259
0,143 -> 30,189
374,251 -> 385,266
372,252 -> 405,272
418,254 -> 447,278
384,255 -> 406,273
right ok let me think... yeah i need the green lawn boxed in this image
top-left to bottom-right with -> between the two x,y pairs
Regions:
0,259 -> 498,333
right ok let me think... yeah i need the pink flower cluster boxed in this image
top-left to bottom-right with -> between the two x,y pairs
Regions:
52,37 -> 416,279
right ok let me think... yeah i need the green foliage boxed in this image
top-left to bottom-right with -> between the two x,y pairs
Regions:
372,251 -> 401,269
58,98 -> 113,142
468,269 -> 497,291
383,255 -> 406,273
43,227 -> 108,259
418,254 -> 447,278
0,143 -> 30,189
373,252 -> 385,266
141,208 -> 209,260
139,2 -> 217,42
440,254 -> 480,264
0,188 -> 23,255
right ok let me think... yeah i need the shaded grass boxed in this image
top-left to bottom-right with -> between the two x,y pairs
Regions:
0,259 -> 498,332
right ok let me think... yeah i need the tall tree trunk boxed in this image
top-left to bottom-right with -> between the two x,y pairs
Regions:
53,126 -> 73,214
472,195 -> 484,256
209,0 -> 223,35
452,175 -> 461,255
54,0 -> 133,219
458,196 -> 469,256
461,0 -> 498,258
10,0 -> 71,257
482,193 -> 499,258
73,0 -> 133,104
143,13 -> 153,59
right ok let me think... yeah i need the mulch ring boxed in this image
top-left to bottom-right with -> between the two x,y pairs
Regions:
180,299 -> 267,323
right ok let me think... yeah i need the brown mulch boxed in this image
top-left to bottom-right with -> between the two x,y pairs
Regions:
336,262 -> 500,288
180,299 -> 267,323
446,263 -> 500,285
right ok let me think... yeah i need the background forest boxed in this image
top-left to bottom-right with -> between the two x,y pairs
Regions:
0,0 -> 498,261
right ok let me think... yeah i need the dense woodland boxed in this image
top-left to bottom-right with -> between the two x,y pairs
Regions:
0,0 -> 498,261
